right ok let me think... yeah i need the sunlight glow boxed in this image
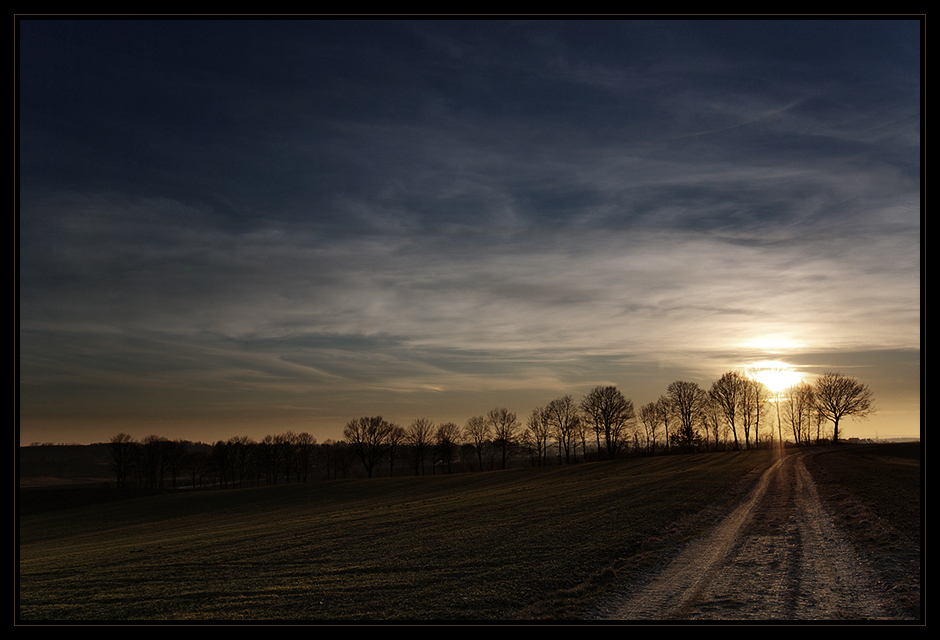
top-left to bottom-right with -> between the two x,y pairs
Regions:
746,360 -> 804,394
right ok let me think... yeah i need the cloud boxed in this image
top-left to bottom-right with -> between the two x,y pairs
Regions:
18,20 -> 920,442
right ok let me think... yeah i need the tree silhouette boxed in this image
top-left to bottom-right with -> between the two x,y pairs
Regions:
385,424 -> 406,477
710,371 -> 748,450
813,372 -> 875,443
656,395 -> 674,454
524,406 -> 551,466
464,415 -> 491,471
319,439 -> 352,480
406,418 -> 434,476
487,407 -> 520,470
109,433 -> 137,489
142,434 -> 169,489
163,439 -> 186,489
781,381 -> 816,445
343,416 -> 394,478
227,436 -> 255,488
638,401 -> 661,455
183,447 -> 212,489
258,435 -> 281,485
739,378 -> 771,449
667,381 -> 707,453
580,386 -> 635,460
275,432 -> 296,484
544,395 -> 580,464
574,412 -> 590,463
294,432 -> 317,482
435,422 -> 462,474
699,394 -> 725,451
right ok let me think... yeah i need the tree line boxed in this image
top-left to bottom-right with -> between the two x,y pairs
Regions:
106,431 -> 364,490
637,370 -> 874,456
107,372 -> 874,488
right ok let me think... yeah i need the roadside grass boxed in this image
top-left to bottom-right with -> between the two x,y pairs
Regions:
807,442 -> 921,541
803,442 -> 922,620
19,450 -> 774,621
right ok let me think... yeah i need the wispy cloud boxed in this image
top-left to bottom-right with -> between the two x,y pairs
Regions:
18,20 -> 920,442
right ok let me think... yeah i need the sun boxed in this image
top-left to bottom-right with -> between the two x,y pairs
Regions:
746,360 -> 804,394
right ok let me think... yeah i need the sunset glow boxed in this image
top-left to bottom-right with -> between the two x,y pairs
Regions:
746,361 -> 806,394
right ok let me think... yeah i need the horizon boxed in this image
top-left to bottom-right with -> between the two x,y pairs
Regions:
18,19 -> 922,446
20,431 -> 923,449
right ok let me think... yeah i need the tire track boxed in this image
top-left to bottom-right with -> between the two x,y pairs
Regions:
609,455 -> 784,620
605,450 -> 895,621
785,454 -> 890,620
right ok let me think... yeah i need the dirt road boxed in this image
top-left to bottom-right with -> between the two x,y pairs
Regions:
597,449 -> 917,621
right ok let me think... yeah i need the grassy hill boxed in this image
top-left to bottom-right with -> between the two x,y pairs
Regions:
19,449 -> 778,621
24,443 -> 919,622
18,444 -> 922,622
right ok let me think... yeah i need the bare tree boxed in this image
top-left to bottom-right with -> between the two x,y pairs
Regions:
585,400 -> 604,459
739,378 -> 772,449
580,386 -> 635,460
406,418 -> 434,476
318,439 -> 335,480
142,434 -> 169,489
385,424 -> 406,477
698,393 -> 725,451
343,416 -> 394,478
274,431 -> 297,484
813,372 -> 875,443
319,439 -> 354,480
638,402 -> 660,455
544,395 -> 580,464
294,432 -> 317,482
780,382 -> 815,445
257,435 -> 280,485
487,407 -> 520,470
163,439 -> 186,489
435,422 -> 462,474
667,380 -> 707,453
183,447 -> 212,489
225,435 -> 255,488
109,433 -> 137,489
710,371 -> 748,450
213,439 -> 231,488
524,406 -> 551,467
574,412 -> 591,463
464,415 -> 491,471
656,395 -> 674,454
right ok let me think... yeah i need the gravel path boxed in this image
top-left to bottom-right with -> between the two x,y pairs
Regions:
597,449 -> 916,621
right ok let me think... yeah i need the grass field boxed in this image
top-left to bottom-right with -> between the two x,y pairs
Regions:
19,444 -> 922,622
804,442 -> 923,620
20,449 -> 780,621
808,442 -> 922,542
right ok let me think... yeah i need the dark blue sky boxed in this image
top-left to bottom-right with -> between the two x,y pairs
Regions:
18,19 -> 921,444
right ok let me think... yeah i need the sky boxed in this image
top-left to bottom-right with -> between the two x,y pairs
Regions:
18,19 -> 922,446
